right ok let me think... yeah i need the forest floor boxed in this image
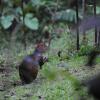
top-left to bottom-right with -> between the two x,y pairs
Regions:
0,55 -> 100,100
0,32 -> 100,100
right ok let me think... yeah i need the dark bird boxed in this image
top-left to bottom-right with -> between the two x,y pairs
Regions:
19,42 -> 48,84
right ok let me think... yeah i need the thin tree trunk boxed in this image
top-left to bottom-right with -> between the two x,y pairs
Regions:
76,0 -> 80,50
0,0 -> 3,15
0,0 -> 1,7
98,31 -> 100,47
82,0 -> 87,44
93,0 -> 98,46
21,0 -> 27,49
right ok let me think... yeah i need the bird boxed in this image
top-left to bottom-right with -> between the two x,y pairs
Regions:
19,42 -> 48,84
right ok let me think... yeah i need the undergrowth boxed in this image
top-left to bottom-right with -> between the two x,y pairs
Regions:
0,29 -> 99,100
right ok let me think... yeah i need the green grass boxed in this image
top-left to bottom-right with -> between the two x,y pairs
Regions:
0,54 -> 92,100
0,30 -> 100,100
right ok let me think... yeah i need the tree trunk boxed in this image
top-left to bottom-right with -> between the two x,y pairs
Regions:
76,0 -> 80,50
93,0 -> 98,46
98,31 -> 100,47
82,0 -> 87,45
0,0 -> 3,14
21,0 -> 27,49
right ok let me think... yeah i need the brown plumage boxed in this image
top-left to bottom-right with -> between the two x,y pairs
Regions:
19,43 -> 48,84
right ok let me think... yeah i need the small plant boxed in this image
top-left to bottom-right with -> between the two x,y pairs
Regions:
78,45 -> 94,56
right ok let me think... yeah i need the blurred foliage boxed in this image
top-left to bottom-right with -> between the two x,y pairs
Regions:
0,0 -> 78,48
52,9 -> 82,23
78,45 -> 94,56
0,1 -> 100,100
0,0 -> 99,48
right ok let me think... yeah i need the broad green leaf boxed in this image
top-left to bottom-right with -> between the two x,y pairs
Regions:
96,6 -> 100,14
0,15 -> 14,29
16,7 -> 23,15
24,13 -> 39,30
31,0 -> 44,6
62,9 -> 76,22
52,9 -> 82,23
